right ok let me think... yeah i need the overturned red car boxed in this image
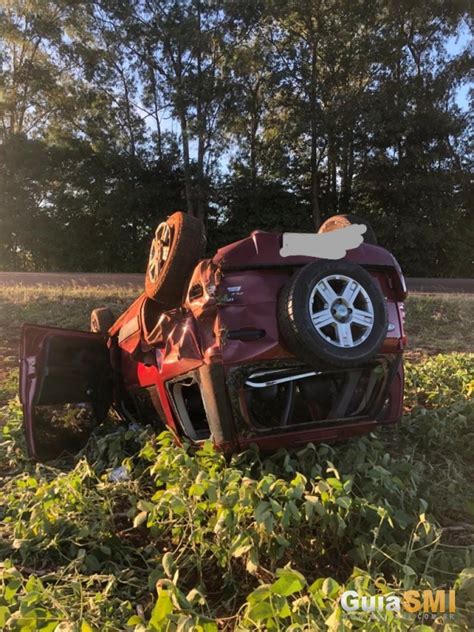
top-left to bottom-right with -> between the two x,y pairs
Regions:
20,212 -> 407,461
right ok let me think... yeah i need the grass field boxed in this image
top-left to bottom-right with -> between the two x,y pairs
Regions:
0,285 -> 473,630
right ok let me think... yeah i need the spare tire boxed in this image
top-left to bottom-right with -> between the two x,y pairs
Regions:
278,260 -> 387,368
318,214 -> 377,245
145,211 -> 206,307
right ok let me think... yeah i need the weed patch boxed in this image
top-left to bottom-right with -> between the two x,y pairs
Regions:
0,354 -> 473,629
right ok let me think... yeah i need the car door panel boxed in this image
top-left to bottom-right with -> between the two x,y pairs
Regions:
20,324 -> 113,461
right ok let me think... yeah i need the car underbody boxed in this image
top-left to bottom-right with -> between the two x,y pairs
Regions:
20,213 -> 407,461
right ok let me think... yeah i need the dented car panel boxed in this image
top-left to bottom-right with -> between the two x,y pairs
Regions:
20,226 -> 407,461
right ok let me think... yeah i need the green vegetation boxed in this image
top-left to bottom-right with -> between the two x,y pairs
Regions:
0,355 -> 473,630
0,287 -> 473,629
1,1 -> 472,276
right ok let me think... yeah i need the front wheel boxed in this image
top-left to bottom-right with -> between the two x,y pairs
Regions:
278,260 -> 388,368
145,211 -> 206,308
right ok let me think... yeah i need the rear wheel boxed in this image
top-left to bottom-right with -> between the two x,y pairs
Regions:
278,260 -> 387,368
318,214 -> 377,245
145,211 -> 206,308
90,308 -> 115,335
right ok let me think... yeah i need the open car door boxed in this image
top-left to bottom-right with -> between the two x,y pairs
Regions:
20,324 -> 113,461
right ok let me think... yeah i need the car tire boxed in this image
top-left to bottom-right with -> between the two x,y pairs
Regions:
145,211 -> 206,307
90,307 -> 115,335
318,214 -> 377,245
278,260 -> 387,368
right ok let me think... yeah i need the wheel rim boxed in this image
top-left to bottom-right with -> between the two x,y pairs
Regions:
308,274 -> 375,348
148,221 -> 172,284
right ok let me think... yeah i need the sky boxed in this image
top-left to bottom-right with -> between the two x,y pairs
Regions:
446,23 -> 472,110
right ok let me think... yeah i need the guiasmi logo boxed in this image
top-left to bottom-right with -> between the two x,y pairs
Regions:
340,579 -> 456,621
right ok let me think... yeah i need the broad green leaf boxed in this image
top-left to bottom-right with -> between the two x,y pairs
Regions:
85,554 -> 100,572
325,606 -> 342,632
150,589 -> 174,629
457,567 -> 474,599
247,585 -> 272,605
326,477 -> 343,490
271,569 -> 306,596
4,578 -> 21,602
0,607 -> 10,628
255,500 -> 271,523
278,599 -> 291,618
246,601 -> 273,621
322,577 -> 340,598
335,496 -> 351,509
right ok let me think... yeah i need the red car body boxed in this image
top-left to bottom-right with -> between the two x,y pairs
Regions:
20,229 -> 407,461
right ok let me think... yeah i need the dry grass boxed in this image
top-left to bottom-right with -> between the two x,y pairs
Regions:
0,284 -> 137,402
405,293 -> 474,356
0,284 -> 472,381
0,283 -> 138,331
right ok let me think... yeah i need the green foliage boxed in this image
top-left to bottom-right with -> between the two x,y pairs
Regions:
0,369 -> 18,405
405,353 -> 474,408
0,135 -> 185,272
0,353 -> 473,629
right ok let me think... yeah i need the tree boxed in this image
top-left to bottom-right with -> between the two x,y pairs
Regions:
98,0 -> 230,225
0,0 -> 471,275
261,0 -> 384,228
353,0 -> 473,275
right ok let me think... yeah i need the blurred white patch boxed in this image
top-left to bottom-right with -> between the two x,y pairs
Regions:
109,465 -> 130,482
280,224 -> 367,259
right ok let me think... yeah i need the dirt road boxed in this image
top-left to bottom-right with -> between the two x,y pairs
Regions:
0,271 -> 473,293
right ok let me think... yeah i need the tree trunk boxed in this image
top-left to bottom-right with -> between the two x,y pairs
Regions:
168,44 -> 194,216
310,40 -> 321,229
341,132 -> 354,211
331,141 -> 337,213
347,136 -> 354,208
179,109 -> 195,216
249,95 -> 259,208
195,1 -> 207,226
196,75 -> 206,222
150,67 -> 163,161
197,134 -> 205,224
114,63 -> 136,158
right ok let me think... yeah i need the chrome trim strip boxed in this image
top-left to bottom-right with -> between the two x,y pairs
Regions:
245,370 -> 321,388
